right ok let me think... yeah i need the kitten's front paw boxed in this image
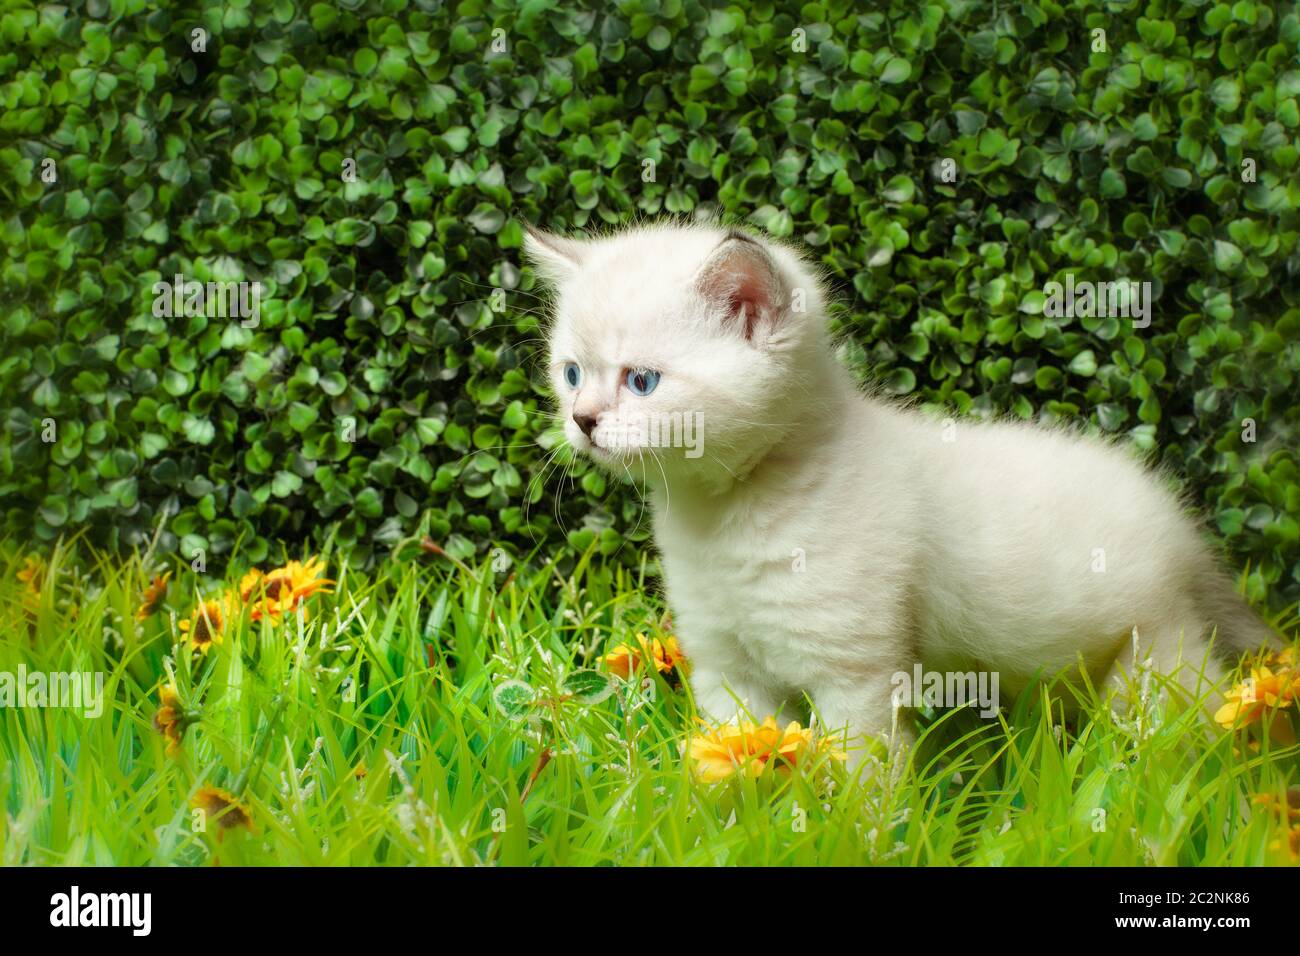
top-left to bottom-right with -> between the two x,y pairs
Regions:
813,682 -> 914,777
691,672 -> 779,725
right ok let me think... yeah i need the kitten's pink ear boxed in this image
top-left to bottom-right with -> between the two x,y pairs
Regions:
694,230 -> 787,342
522,223 -> 586,285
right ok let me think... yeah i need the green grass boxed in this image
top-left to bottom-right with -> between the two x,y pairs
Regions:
2,541 -> 1297,866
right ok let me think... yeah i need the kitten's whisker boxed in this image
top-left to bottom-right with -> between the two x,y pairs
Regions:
439,442 -> 551,474
614,454 -> 649,556
647,445 -> 671,520
709,416 -> 791,429
452,276 -> 550,303
466,321 -> 551,345
524,444 -> 568,540
550,442 -> 579,540
631,455 -> 648,538
431,299 -> 550,323
707,451 -> 740,482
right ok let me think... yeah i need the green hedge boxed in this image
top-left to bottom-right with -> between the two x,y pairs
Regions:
1,0 -> 1298,605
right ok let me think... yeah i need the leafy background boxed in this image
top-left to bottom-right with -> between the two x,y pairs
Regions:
1,0 -> 1297,606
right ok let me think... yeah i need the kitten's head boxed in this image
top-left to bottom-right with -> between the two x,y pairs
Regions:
526,221 -> 829,488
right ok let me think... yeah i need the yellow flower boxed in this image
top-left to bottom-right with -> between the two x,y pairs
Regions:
16,554 -> 44,591
14,555 -> 44,633
1267,646 -> 1296,670
190,786 -> 255,839
1271,825 -> 1300,863
1255,789 -> 1300,863
135,571 -> 172,621
180,597 -> 229,655
688,716 -> 843,782
152,683 -> 191,756
237,569 -> 265,603
1215,656 -> 1300,742
240,557 -> 333,622
604,633 -> 690,684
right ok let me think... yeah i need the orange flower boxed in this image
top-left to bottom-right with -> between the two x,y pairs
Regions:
1252,788 -> 1300,824
152,683 -> 193,756
688,716 -> 843,782
135,571 -> 172,621
190,786 -> 255,839
240,557 -> 333,622
180,597 -> 228,655
1215,653 -> 1300,742
604,633 -> 690,684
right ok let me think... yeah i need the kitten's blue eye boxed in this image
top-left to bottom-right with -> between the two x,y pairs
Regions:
625,369 -> 660,396
563,362 -> 581,389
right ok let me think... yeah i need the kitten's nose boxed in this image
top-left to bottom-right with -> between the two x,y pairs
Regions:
573,412 -> 598,439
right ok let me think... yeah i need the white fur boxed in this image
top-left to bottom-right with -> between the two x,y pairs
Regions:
529,220 -> 1245,766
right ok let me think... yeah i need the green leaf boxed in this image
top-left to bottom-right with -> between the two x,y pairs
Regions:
883,368 -> 916,394
880,57 -> 911,84
493,680 -> 536,719
561,669 -> 615,706
1213,240 -> 1243,272
1068,350 -> 1097,376
882,175 -> 915,203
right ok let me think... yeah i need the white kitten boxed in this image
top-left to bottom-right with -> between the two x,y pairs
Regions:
527,220 -> 1274,766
